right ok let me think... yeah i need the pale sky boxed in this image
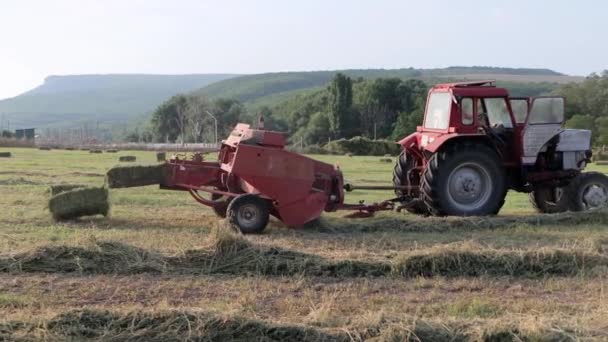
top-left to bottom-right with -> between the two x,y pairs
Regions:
1,0 -> 606,100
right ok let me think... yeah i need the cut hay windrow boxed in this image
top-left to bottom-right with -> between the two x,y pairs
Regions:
319,208 -> 608,234
105,164 -> 166,188
0,151 -> 11,157
118,155 -> 136,162
2,232 -> 607,278
48,184 -> 86,196
48,187 -> 109,221
0,308 -> 592,341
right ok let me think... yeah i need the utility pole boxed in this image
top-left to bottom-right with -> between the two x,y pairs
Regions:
205,110 -> 218,146
374,122 -> 377,140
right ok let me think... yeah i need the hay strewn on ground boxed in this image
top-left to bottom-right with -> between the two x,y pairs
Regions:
0,152 -> 11,158
3,230 -> 607,278
48,184 -> 85,196
0,308 -> 590,341
105,164 -> 165,188
119,155 -> 136,162
48,187 -> 109,221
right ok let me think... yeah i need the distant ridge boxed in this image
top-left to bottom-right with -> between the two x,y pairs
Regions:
0,67 -> 582,130
0,74 -> 238,129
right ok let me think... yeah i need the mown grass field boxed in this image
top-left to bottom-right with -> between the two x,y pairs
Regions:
1,147 -> 608,341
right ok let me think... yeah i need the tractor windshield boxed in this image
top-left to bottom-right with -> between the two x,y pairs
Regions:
424,92 -> 452,130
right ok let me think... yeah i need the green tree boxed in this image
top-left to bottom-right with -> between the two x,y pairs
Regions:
150,95 -> 188,142
565,114 -> 594,130
596,117 -> 608,146
303,112 -> 331,145
327,73 -> 353,138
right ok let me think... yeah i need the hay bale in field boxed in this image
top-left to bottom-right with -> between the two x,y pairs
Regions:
39,147 -> 51,151
0,152 -> 11,158
48,187 -> 109,221
106,149 -> 118,153
80,148 -> 89,151
118,155 -> 136,162
48,184 -> 85,196
156,152 -> 166,162
379,158 -> 392,163
65,147 -> 75,151
105,164 -> 165,188
89,150 -> 103,154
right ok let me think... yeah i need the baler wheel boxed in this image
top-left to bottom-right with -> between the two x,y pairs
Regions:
227,194 -> 270,234
529,186 -> 568,213
393,151 -> 427,215
421,143 -> 507,216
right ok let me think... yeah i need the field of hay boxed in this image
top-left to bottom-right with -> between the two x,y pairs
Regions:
1,147 -> 608,341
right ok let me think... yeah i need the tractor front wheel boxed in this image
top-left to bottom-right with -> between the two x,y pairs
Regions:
421,143 -> 507,216
393,151 -> 427,215
529,186 -> 568,213
227,194 -> 270,234
565,172 -> 608,211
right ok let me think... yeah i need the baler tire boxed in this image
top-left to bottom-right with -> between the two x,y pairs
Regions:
421,143 -> 507,216
227,194 -> 270,234
564,172 -> 608,211
211,193 -> 232,218
529,186 -> 568,213
392,151 -> 427,215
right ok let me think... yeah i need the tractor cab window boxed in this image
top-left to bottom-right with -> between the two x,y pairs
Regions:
461,97 -> 473,125
510,99 -> 528,123
480,98 -> 513,129
424,92 -> 452,130
528,97 -> 564,124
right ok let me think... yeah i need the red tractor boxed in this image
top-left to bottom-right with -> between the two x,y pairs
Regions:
393,80 -> 608,216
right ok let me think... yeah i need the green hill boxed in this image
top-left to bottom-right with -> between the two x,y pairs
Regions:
0,74 -> 237,129
195,66 -> 583,108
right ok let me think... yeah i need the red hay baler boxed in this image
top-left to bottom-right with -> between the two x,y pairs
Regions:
161,123 -> 394,233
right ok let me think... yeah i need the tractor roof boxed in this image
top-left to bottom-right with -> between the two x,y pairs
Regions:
432,80 -> 509,97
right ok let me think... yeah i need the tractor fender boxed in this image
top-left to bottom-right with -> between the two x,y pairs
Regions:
419,133 -> 493,154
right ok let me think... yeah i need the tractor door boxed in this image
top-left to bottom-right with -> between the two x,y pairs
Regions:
520,97 -> 565,165
509,98 -> 529,126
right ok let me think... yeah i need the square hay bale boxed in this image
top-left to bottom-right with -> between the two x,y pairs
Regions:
39,147 -> 51,151
0,152 -> 11,158
65,147 -> 75,151
156,152 -> 166,162
106,149 -> 118,153
48,184 -> 86,196
48,187 -> 109,221
80,148 -> 90,151
119,156 -> 136,162
106,164 -> 166,188
89,150 -> 103,154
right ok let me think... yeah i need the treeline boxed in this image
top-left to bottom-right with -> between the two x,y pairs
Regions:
134,71 -> 608,147
259,74 -> 428,145
559,71 -> 608,145
124,96 -> 249,143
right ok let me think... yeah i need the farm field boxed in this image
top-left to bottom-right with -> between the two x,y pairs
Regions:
1,147 -> 608,341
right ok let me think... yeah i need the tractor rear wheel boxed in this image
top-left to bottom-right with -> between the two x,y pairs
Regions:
227,194 -> 270,234
392,151 -> 427,215
529,186 -> 568,213
565,172 -> 608,211
421,143 -> 507,216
